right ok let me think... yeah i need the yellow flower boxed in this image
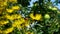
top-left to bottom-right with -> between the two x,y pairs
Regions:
0,20 -> 9,25
9,0 -> 17,3
0,30 -> 2,33
5,14 -> 14,20
12,18 -> 25,29
0,2 -> 4,7
5,14 -> 22,20
30,13 -> 42,20
3,27 -> 14,34
6,9 -> 14,13
12,6 -> 20,10
0,0 -> 7,7
3,2 -> 7,6
12,14 -> 21,19
0,0 -> 7,2
20,18 -> 25,23
12,20 -> 21,27
12,19 -> 25,27
16,25 -> 21,30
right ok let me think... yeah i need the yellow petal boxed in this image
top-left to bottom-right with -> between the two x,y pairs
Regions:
5,14 -> 14,20
6,9 -> 14,13
3,2 -> 7,6
12,6 -> 20,10
16,25 -> 21,30
12,14 -> 21,19
30,13 -> 35,19
3,27 -> 14,34
12,19 -> 24,27
30,13 -> 42,20
35,14 -> 42,20
0,20 -> 9,25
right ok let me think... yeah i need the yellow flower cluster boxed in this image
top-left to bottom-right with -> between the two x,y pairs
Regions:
0,0 -> 26,34
0,0 -> 44,34
12,6 -> 20,10
6,9 -> 14,13
6,5 -> 20,13
0,27 -> 14,34
0,0 -> 8,13
0,18 -> 26,34
0,0 -> 7,7
12,18 -> 29,29
5,14 -> 21,20
12,19 -> 25,27
30,13 -> 42,20
3,27 -> 14,34
0,20 -> 9,26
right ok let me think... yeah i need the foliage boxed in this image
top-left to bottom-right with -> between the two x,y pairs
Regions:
0,0 -> 60,34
